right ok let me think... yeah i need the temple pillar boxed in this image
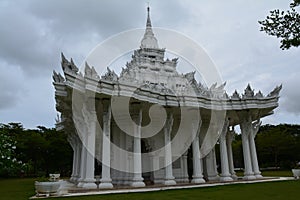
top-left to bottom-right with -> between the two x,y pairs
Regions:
191,118 -> 205,184
99,99 -> 113,189
249,120 -> 263,178
240,116 -> 256,180
206,147 -> 219,181
181,152 -> 189,183
82,109 -> 97,189
71,138 -> 77,182
68,135 -> 76,183
219,120 -> 233,182
72,138 -> 81,183
77,136 -> 87,187
152,153 -> 162,184
72,136 -> 81,183
131,103 -> 145,187
127,154 -> 133,185
74,137 -> 82,183
226,128 -> 237,180
124,133 -> 132,185
164,108 -> 176,185
118,131 -> 126,185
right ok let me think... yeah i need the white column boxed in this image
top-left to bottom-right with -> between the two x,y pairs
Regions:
118,131 -> 126,185
152,153 -> 161,184
72,141 -> 77,182
191,138 -> 206,183
249,120 -> 262,178
111,124 -> 118,185
73,137 -> 81,183
206,147 -> 219,181
132,136 -> 145,187
240,120 -> 256,180
82,110 -> 97,189
77,137 -> 87,187
124,133 -> 132,185
219,120 -> 233,182
164,109 -> 176,185
116,128 -> 123,185
75,138 -> 82,183
181,152 -> 189,183
212,148 -> 218,177
127,154 -> 133,185
191,119 -> 205,183
131,103 -> 145,187
226,129 -> 237,180
69,135 -> 76,183
99,100 -> 113,189
72,140 -> 79,183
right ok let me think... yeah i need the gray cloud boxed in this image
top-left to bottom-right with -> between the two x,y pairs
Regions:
0,0 -> 192,128
280,70 -> 300,115
0,61 -> 25,109
0,0 -> 192,75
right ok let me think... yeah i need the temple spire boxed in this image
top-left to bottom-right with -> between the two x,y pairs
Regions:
146,5 -> 151,28
141,5 -> 159,49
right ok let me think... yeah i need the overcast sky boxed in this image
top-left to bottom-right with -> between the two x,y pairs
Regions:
0,0 -> 300,129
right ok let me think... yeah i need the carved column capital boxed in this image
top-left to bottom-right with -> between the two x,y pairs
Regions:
226,129 -> 235,143
188,108 -> 202,139
130,102 -> 142,125
85,96 -> 97,112
220,118 -> 229,140
164,107 -> 174,135
252,119 -> 262,137
101,98 -> 111,137
102,98 -> 111,112
82,99 -> 98,133
237,110 -> 252,123
239,111 -> 253,138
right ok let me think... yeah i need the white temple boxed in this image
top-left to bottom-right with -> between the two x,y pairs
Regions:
53,7 -> 281,189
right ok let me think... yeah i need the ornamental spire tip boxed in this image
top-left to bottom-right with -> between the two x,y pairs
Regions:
141,4 -> 159,49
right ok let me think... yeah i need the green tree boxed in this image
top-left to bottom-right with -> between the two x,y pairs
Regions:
259,0 -> 300,50
39,127 -> 72,176
16,129 -> 49,175
0,124 -> 26,177
0,123 -> 72,177
256,124 -> 300,169
231,124 -> 300,169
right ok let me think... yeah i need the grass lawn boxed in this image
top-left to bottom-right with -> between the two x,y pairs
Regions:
262,170 -> 293,177
0,171 -> 298,200
0,178 -> 36,200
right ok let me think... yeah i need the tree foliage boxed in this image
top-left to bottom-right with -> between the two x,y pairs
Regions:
259,0 -> 300,50
200,124 -> 300,171
1,122 -> 300,177
0,124 -> 26,177
0,123 -> 72,178
256,124 -> 300,168
232,124 -> 300,169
